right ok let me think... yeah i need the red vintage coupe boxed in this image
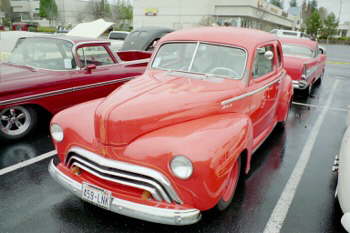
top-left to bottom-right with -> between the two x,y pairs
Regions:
49,27 -> 293,225
0,36 -> 150,140
280,37 -> 326,96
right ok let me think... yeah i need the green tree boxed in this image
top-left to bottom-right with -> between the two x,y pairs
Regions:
318,7 -> 328,21
0,0 -> 14,24
270,0 -> 283,8
114,0 -> 132,21
321,12 -> 339,39
306,10 -> 323,38
111,0 -> 132,29
289,0 -> 297,7
39,0 -> 58,23
310,0 -> 318,12
91,0 -> 112,20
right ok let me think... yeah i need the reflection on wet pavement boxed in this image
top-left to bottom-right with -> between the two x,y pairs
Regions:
0,126 -> 54,169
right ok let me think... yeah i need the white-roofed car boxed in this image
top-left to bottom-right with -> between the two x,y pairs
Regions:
108,31 -> 129,51
271,29 -> 312,40
335,111 -> 350,232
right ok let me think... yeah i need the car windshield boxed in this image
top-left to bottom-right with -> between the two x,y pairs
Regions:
8,38 -> 76,70
282,44 -> 314,58
152,42 -> 247,79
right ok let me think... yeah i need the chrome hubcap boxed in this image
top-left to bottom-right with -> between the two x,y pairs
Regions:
0,106 -> 31,136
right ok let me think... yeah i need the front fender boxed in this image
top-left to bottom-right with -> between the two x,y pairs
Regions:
123,113 -> 253,210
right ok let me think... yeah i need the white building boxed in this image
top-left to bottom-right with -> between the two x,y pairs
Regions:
55,0 -> 94,26
338,22 -> 350,38
133,0 -> 299,31
10,0 -> 94,26
10,0 -> 40,21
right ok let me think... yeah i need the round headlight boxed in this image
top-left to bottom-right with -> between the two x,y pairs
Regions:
50,124 -> 64,142
170,156 -> 193,180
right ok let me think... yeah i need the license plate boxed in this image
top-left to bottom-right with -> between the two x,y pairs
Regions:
82,183 -> 111,209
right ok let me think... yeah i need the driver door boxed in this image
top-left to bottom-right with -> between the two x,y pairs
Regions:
248,43 -> 280,141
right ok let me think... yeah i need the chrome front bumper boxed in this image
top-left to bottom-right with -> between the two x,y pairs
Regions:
292,80 -> 308,90
48,159 -> 201,225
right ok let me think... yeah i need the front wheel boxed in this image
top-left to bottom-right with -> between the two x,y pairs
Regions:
0,106 -> 37,140
216,157 -> 241,211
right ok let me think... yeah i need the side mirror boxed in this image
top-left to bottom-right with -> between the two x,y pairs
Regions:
264,51 -> 274,60
319,48 -> 326,55
85,64 -> 96,72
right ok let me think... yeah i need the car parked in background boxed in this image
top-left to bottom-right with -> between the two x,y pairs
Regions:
49,27 -> 293,225
120,26 -> 174,51
335,112 -> 350,232
0,35 -> 150,140
271,29 -> 312,40
280,37 -> 326,97
108,31 -> 129,51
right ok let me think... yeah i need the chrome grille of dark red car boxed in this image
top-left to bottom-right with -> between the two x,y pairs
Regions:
64,147 -> 182,204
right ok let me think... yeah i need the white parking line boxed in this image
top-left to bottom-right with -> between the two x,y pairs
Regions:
0,150 -> 56,176
263,80 -> 339,233
292,101 -> 349,112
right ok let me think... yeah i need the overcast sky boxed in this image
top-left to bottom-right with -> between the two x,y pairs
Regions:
291,0 -> 350,23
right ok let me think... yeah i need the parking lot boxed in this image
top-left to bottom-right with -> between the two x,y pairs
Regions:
1,44 -> 350,233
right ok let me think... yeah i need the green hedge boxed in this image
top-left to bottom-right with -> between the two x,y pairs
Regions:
37,26 -> 56,33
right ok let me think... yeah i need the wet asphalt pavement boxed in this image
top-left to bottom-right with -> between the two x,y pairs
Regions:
1,45 -> 350,233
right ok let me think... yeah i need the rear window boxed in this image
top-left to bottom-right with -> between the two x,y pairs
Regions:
282,44 -> 314,58
109,32 -> 128,40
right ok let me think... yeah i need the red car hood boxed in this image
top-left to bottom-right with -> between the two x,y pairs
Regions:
94,70 -> 245,146
283,55 -> 310,80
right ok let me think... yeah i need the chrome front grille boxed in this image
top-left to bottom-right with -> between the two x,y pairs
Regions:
65,147 -> 182,204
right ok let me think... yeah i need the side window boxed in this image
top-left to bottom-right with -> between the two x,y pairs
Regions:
77,46 -> 114,67
253,45 -> 274,79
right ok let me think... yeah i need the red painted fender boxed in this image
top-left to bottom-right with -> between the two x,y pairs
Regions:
122,113 -> 253,210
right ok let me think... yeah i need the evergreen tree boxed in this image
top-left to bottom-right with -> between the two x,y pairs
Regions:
39,0 -> 58,23
270,0 -> 283,8
306,10 -> 322,38
290,0 -> 297,7
321,12 -> 339,39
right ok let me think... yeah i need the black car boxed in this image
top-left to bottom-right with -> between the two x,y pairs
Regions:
120,26 -> 174,51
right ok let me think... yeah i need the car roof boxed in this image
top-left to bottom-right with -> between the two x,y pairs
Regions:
19,35 -> 110,45
160,27 -> 278,50
279,37 -> 317,50
133,26 -> 174,33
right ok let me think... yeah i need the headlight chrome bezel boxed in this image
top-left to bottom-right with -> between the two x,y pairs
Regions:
170,155 -> 193,180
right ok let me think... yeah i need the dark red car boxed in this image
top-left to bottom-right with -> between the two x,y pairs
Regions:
280,37 -> 326,96
0,36 -> 150,140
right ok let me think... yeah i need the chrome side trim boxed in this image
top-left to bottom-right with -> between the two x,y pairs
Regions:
221,76 -> 281,106
66,147 -> 183,204
0,77 -> 134,107
49,160 -> 201,225
121,58 -> 151,66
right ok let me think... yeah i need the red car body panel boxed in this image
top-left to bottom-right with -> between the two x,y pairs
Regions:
50,27 -> 293,224
280,37 -> 326,89
0,37 -> 150,115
